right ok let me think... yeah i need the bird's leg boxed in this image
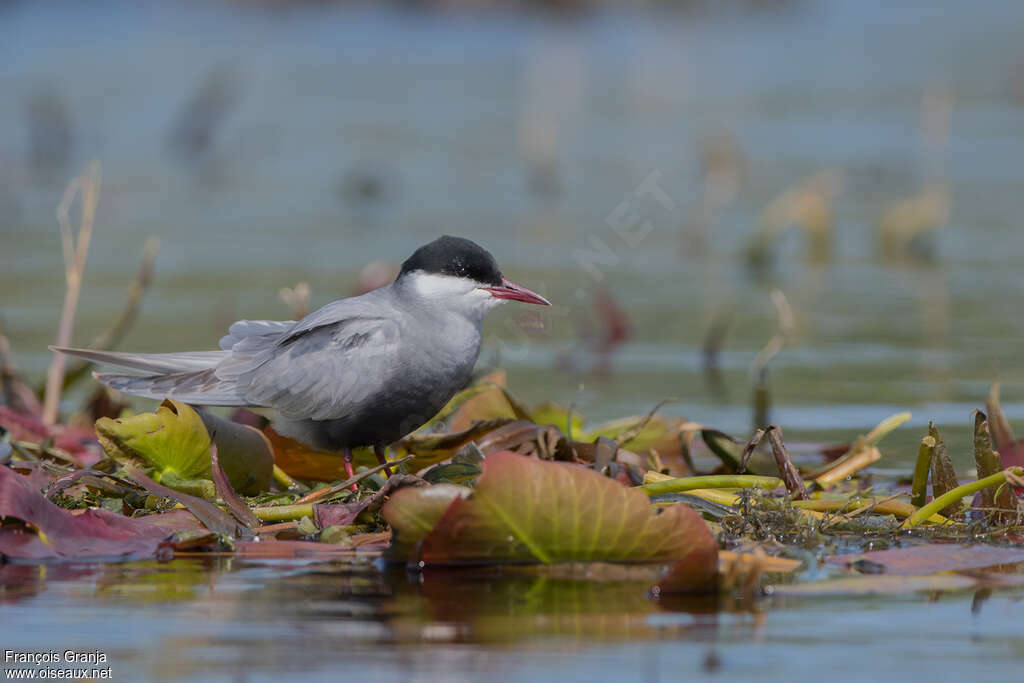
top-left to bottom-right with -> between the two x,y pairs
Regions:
341,447 -> 358,492
374,444 -> 393,478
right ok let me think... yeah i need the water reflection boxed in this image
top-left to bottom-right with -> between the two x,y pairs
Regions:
2,558 -> 727,644
3,557 -> 1023,680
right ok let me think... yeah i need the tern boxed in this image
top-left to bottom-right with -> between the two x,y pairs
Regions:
53,236 -> 550,481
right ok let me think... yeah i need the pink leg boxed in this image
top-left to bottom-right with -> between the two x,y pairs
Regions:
342,447 -> 358,491
374,444 -> 393,478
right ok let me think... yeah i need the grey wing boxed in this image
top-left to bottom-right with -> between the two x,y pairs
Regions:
218,319 -> 296,351
265,296 -> 382,341
237,315 -> 402,421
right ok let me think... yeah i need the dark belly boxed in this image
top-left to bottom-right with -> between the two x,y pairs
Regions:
284,374 -> 467,451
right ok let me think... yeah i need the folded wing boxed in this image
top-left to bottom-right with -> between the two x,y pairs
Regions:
238,315 -> 401,421
57,293 -> 402,417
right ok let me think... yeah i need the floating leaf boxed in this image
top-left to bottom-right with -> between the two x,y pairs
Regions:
412,372 -> 530,437
125,465 -> 242,537
531,402 -> 586,436
827,544 -> 1024,576
444,383 -> 525,433
96,399 -> 210,480
399,418 -> 513,471
232,538 -> 388,558
774,574 -> 984,597
264,426 -> 375,482
701,429 -> 742,471
0,465 -> 171,561
0,406 -> 102,466
384,484 -> 470,557
314,500 -> 371,528
651,531 -> 720,593
210,444 -> 260,531
467,420 -> 571,461
583,414 -> 689,460
196,410 -> 273,494
422,462 -> 482,485
96,399 -> 271,494
384,452 -> 717,569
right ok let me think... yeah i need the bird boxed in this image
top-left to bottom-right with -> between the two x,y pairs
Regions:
53,236 -> 551,483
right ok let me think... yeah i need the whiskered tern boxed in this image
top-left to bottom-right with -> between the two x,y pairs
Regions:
54,236 -> 551,481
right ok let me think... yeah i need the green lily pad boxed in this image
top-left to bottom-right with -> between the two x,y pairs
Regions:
383,451 -> 718,580
95,399 -> 272,495
422,462 -> 483,485
531,401 -> 586,436
581,414 -> 688,459
384,484 -> 470,558
96,399 -> 212,481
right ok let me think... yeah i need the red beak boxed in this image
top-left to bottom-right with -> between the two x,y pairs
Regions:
482,278 -> 551,306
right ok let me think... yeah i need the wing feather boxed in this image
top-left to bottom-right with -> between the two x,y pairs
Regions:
218,319 -> 295,350
239,316 -> 401,421
80,289 -> 399,416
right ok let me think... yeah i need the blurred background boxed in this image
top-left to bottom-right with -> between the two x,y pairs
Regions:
3,0 -> 1024,466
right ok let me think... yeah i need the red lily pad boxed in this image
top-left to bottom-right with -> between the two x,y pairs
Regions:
314,500 -> 373,528
0,465 -> 172,561
383,451 -> 717,584
0,406 -> 102,466
827,543 -> 1024,575
233,533 -> 390,558
998,439 -> 1024,469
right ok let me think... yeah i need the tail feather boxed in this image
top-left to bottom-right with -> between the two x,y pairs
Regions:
51,346 -> 249,406
95,369 -> 250,407
51,346 -> 228,374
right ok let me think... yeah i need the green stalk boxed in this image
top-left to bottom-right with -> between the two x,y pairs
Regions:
272,465 -> 299,490
251,503 -> 315,523
904,467 -> 1023,527
639,475 -> 781,497
910,434 -> 936,508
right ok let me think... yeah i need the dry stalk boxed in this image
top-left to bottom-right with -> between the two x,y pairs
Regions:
42,161 -> 101,425
765,424 -> 809,500
60,236 -> 159,390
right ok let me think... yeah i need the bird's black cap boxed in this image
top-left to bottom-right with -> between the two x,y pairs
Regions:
398,236 -> 503,286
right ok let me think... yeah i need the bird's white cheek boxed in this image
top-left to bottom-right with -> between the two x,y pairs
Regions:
464,288 -> 503,315
409,273 -> 474,299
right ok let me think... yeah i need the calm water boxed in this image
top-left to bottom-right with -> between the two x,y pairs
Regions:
3,1 -> 1024,679
2,557 -> 1022,682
